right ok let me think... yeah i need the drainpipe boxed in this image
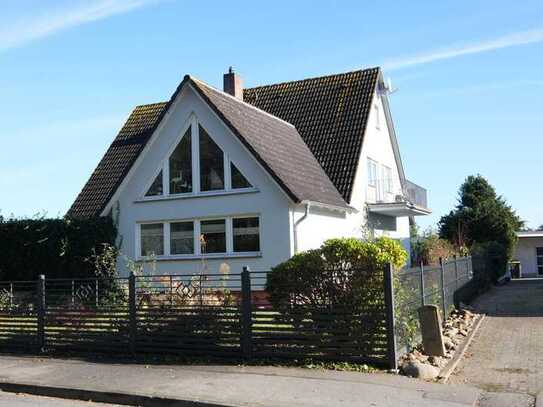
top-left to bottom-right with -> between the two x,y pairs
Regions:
293,202 -> 310,254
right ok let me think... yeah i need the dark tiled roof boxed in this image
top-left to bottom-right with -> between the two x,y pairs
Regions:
190,78 -> 347,208
243,68 -> 380,202
68,68 -> 380,217
68,103 -> 168,218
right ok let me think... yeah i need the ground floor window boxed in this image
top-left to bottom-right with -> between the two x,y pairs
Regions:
140,223 -> 164,256
138,216 -> 260,258
201,219 -> 227,254
537,247 -> 543,275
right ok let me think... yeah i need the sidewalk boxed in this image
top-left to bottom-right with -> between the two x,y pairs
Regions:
0,355 -> 481,407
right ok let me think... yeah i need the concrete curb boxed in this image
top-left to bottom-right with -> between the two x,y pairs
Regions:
438,314 -> 485,384
0,382 -> 231,407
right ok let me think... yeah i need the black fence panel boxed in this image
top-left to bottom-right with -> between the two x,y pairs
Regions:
0,259 -> 476,369
0,281 -> 38,351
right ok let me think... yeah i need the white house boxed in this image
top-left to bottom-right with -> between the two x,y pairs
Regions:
69,67 -> 430,275
512,231 -> 543,278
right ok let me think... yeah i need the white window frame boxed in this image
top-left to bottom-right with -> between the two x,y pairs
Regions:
382,165 -> 393,194
374,103 -> 381,130
139,114 -> 256,201
367,158 -> 378,187
136,214 -> 262,260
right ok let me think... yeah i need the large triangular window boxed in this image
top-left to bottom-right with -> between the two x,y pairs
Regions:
143,117 -> 256,198
231,163 -> 252,189
199,125 -> 224,191
145,170 -> 163,196
169,128 -> 192,194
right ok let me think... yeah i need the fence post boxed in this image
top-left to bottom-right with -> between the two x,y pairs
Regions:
128,272 -> 137,356
439,258 -> 447,320
383,263 -> 398,370
36,275 -> 46,353
241,266 -> 253,360
454,255 -> 459,291
420,261 -> 425,306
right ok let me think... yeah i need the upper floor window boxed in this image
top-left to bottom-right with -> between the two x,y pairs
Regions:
169,128 -> 192,194
374,103 -> 381,130
367,158 -> 378,187
145,170 -> 163,197
383,165 -> 393,193
143,117 -> 253,198
199,125 -> 225,191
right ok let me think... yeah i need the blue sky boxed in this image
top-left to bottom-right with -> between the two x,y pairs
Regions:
0,0 -> 542,230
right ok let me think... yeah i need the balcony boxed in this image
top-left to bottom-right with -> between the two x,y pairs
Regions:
367,178 -> 431,217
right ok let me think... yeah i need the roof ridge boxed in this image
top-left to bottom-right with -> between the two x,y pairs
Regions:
245,66 -> 380,91
187,75 -> 297,129
133,101 -> 168,109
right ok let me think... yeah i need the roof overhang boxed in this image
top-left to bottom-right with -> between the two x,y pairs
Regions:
517,232 -> 543,238
367,202 -> 431,217
300,200 -> 357,214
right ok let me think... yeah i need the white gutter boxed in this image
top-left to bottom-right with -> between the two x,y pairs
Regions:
300,200 -> 357,214
293,202 -> 310,254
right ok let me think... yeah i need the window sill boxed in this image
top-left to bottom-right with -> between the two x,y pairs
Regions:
135,188 -> 259,203
137,252 -> 262,262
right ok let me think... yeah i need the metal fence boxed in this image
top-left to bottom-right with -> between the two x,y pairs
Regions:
0,257 -> 474,369
393,256 -> 473,357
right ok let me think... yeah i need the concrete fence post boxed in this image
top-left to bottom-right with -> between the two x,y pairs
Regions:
439,258 -> 447,319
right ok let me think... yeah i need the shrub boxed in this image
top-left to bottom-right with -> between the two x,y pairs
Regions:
471,241 -> 508,284
266,237 -> 408,330
411,231 -> 457,266
0,215 -> 116,281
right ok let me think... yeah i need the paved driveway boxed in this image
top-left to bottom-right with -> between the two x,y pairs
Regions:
449,279 -> 543,398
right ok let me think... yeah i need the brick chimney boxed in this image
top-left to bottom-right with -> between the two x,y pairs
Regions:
223,67 -> 243,100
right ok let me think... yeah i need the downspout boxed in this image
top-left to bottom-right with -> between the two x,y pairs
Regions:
293,202 -> 310,254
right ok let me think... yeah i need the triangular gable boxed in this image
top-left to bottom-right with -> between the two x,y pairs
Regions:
68,74 -> 350,218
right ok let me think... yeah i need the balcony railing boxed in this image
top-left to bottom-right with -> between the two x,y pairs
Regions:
404,179 -> 428,209
367,178 -> 430,216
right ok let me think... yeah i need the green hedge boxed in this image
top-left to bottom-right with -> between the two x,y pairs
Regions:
0,216 -> 116,281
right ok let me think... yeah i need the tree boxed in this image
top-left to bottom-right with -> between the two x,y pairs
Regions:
438,175 -> 523,272
537,225 -> 543,231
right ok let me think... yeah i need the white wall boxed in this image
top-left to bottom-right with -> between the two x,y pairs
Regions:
112,85 -> 293,276
514,237 -> 543,277
290,90 -> 412,255
350,91 -> 411,250
291,205 -> 363,253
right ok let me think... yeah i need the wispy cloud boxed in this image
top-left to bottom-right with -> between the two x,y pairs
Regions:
0,0 -> 158,53
384,28 -> 543,71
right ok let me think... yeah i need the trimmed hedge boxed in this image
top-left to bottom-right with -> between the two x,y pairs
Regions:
0,216 -> 116,281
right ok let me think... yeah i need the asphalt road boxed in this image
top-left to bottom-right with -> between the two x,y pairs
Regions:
0,391 -> 121,406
